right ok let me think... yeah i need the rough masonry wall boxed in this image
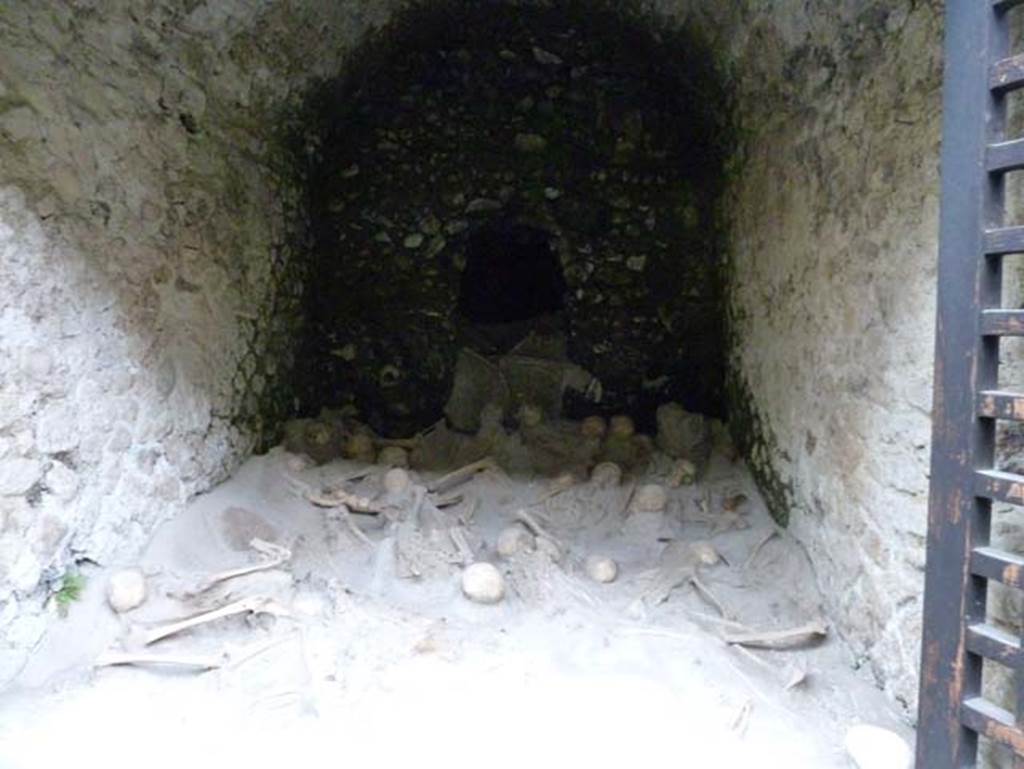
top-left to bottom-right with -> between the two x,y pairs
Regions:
0,0 -> 403,684
646,0 -> 944,710
304,2 -> 729,438
0,0 -> 947,717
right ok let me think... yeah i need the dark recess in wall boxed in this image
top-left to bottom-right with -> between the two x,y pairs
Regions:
295,0 -> 733,437
458,220 -> 566,326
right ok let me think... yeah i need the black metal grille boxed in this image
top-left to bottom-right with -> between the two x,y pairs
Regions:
918,1 -> 1024,766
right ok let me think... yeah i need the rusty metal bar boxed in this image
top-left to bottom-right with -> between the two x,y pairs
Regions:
916,0 -> 1008,765
966,623 -> 1024,666
991,53 -> 1024,92
977,390 -> 1024,419
975,469 -> 1024,505
961,698 -> 1024,753
984,225 -> 1024,254
971,546 -> 1024,589
987,138 -> 1024,172
981,309 -> 1024,335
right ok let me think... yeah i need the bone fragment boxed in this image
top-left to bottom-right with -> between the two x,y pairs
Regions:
514,508 -> 564,550
183,539 -> 292,597
141,595 -> 291,646
722,620 -> 828,650
742,529 -> 780,571
95,650 -> 224,670
428,458 -> 498,495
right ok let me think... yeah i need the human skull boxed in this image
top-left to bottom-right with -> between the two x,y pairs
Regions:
461,562 -> 506,604
632,483 -> 668,513
590,461 -> 623,487
345,433 -> 375,462
609,415 -> 635,438
584,555 -> 618,583
107,568 -> 146,613
519,403 -> 544,428
496,524 -> 535,558
383,467 -> 411,495
581,416 -> 607,440
377,446 -> 409,468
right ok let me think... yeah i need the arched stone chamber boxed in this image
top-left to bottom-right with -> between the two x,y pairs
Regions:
0,0 -> 944,744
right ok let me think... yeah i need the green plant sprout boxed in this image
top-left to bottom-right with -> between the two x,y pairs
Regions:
54,573 -> 86,617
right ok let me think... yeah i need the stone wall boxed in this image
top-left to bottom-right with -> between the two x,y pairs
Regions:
0,0 -> 950,716
645,0 -> 944,710
0,0 -> 404,684
302,2 -> 730,437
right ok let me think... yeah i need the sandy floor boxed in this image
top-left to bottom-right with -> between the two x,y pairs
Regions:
0,424 -> 911,769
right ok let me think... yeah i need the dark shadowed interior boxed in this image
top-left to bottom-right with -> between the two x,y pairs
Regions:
297,1 -> 731,437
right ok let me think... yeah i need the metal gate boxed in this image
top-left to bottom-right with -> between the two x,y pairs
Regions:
918,1 -> 1024,766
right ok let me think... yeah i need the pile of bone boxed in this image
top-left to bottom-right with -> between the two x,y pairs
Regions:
279,400 -> 732,611
95,538 -> 296,671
